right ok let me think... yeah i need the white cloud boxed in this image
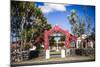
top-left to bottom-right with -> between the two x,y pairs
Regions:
39,3 -> 66,14
39,5 -> 53,13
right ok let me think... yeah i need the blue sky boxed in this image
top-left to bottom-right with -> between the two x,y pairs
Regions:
11,2 -> 95,42
35,2 -> 95,34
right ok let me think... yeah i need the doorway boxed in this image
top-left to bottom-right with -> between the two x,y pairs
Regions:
48,32 -> 66,58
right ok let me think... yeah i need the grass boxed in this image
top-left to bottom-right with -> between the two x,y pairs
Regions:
50,51 -> 61,55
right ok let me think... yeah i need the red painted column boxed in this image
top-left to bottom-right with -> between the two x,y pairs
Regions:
65,32 -> 70,48
44,30 -> 49,50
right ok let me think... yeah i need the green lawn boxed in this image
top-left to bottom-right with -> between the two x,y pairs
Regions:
50,51 -> 61,55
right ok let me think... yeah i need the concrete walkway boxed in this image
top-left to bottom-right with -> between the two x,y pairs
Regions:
11,55 -> 95,66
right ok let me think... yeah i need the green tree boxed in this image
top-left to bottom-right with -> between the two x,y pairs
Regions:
68,9 -> 90,37
49,36 -> 56,47
11,1 -> 52,51
90,27 -> 95,41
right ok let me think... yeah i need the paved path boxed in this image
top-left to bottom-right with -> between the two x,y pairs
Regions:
11,55 -> 95,66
